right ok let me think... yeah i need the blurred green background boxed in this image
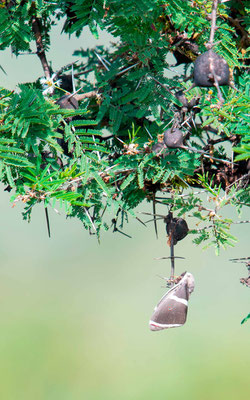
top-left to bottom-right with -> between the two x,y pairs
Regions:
1,21 -> 249,400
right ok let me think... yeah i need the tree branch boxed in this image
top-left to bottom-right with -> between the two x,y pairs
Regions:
74,91 -> 98,101
206,0 -> 218,49
31,16 -> 50,79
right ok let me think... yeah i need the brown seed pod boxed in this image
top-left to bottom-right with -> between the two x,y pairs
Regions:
165,212 -> 189,245
193,50 -> 230,87
175,90 -> 200,111
163,128 -> 183,148
56,94 -> 79,110
152,141 -> 165,154
175,91 -> 189,108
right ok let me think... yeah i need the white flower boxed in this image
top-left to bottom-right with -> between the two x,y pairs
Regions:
40,73 -> 61,96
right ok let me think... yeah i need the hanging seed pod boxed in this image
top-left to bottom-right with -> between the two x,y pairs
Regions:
175,90 -> 189,108
193,50 -> 230,87
57,74 -> 74,93
165,212 -> 189,245
163,128 -> 183,148
56,94 -> 79,110
152,141 -> 165,154
175,90 -> 200,111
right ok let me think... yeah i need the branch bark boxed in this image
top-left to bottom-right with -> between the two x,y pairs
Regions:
207,0 -> 218,49
31,17 -> 50,79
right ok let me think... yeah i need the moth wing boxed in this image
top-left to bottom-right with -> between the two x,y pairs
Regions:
149,281 -> 189,331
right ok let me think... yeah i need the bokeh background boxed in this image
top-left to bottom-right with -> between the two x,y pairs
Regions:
1,20 -> 249,400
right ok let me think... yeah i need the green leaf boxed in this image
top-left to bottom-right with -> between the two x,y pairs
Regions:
241,314 -> 250,325
120,173 -> 136,190
92,171 -> 112,197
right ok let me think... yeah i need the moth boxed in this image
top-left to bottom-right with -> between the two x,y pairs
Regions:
149,272 -> 195,331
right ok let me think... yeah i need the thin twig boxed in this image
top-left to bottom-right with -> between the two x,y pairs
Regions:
226,172 -> 250,189
207,0 -> 218,49
230,257 -> 250,263
74,90 -> 98,101
155,257 -> 185,260
31,17 -> 50,79
192,220 -> 250,233
233,220 -> 250,225
182,145 -> 235,164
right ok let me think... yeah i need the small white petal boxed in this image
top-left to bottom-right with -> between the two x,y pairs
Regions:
42,86 -> 54,95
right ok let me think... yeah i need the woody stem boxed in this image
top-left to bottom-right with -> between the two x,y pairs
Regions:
31,16 -> 50,79
208,0 -> 218,48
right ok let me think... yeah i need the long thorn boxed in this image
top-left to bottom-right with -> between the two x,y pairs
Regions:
135,216 -> 147,227
152,193 -> 158,239
154,256 -> 185,260
71,63 -> 76,93
170,236 -> 175,280
94,52 -> 110,71
84,207 -> 97,232
45,206 -> 51,238
114,228 -> 132,239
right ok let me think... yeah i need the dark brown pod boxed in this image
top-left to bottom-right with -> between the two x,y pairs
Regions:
56,94 -> 79,110
165,213 -> 189,245
152,142 -> 165,154
175,91 -> 189,108
163,128 -> 183,148
175,91 -> 200,113
193,50 -> 230,87
58,74 -> 74,93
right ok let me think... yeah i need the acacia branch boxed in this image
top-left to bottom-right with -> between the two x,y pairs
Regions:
207,0 -> 218,49
31,16 -> 50,79
74,91 -> 98,101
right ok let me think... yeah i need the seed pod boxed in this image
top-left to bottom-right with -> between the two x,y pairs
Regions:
165,213 -> 189,245
58,74 -> 74,93
163,128 -> 183,148
193,50 -> 230,87
152,142 -> 165,154
56,94 -> 79,110
175,91 -> 189,108
175,91 -> 200,113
